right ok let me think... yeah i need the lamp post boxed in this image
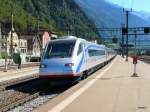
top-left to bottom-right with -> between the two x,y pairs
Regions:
121,24 -> 125,58
10,3 -> 14,57
4,35 -> 8,72
125,10 -> 129,61
123,8 -> 132,62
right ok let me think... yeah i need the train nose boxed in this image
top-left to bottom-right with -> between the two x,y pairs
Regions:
39,59 -> 75,75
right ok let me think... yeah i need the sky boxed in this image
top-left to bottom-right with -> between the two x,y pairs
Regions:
107,0 -> 150,12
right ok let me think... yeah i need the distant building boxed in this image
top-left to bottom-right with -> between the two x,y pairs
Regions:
31,31 -> 51,57
1,24 -> 57,62
20,29 -> 57,61
19,38 -> 28,54
6,31 -> 27,54
0,30 -> 27,62
42,32 -> 50,49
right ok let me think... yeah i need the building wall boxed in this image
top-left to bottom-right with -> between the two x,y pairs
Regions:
0,31 -> 28,62
19,39 -> 27,54
31,31 -> 50,57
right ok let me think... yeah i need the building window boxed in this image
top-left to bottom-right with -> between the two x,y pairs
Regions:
24,42 -> 27,47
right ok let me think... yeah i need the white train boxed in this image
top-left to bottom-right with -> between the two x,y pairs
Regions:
39,36 -> 116,85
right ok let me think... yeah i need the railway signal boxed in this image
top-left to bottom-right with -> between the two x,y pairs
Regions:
112,37 -> 118,43
122,27 -> 128,35
144,27 -> 150,34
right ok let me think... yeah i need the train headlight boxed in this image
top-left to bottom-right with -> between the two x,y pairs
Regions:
40,64 -> 47,68
65,63 -> 74,67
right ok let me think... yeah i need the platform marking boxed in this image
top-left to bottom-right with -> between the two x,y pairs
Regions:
49,57 -> 117,112
0,70 -> 38,83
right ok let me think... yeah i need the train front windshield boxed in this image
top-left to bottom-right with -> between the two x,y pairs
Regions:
44,41 -> 76,59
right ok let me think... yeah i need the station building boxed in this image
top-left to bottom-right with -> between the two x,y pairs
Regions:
0,22 -> 57,62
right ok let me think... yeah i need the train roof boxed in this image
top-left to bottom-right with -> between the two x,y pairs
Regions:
49,36 -> 86,43
48,36 -> 105,48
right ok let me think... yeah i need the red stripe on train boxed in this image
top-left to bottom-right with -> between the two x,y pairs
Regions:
39,73 -> 79,79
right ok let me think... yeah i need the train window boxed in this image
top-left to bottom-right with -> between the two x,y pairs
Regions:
88,49 -> 105,57
44,41 -> 75,59
77,43 -> 83,55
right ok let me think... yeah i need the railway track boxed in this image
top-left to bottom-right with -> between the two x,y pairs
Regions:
0,74 -> 38,92
0,78 -> 72,112
140,55 -> 150,64
0,79 -> 46,112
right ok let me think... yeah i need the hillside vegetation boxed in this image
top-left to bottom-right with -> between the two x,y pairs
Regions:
0,0 -> 99,40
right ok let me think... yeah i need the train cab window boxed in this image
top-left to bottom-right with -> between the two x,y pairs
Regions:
44,40 -> 76,59
77,43 -> 83,55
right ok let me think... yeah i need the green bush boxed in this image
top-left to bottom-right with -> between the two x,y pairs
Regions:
0,52 -> 8,59
13,53 -> 20,64
0,53 -> 2,59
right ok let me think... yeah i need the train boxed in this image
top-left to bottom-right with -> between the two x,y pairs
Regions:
39,36 -> 116,85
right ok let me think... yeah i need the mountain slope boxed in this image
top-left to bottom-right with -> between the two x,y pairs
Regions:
133,11 -> 150,23
75,0 -> 150,46
75,0 -> 150,29
0,0 -> 99,39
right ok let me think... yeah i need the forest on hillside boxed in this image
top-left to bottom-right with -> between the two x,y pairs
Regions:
0,0 -> 100,40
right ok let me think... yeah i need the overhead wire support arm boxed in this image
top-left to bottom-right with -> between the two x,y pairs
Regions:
34,2 -> 42,49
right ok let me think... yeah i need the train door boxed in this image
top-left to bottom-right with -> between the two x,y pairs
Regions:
105,48 -> 108,62
82,43 -> 87,71
77,43 -> 85,72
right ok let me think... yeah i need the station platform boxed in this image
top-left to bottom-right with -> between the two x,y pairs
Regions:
0,67 -> 39,83
34,56 -> 150,112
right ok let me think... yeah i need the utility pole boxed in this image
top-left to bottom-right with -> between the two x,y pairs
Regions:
67,30 -> 70,36
122,34 -> 124,58
123,9 -> 132,61
67,24 -> 72,36
37,15 -> 40,44
10,10 -> 14,57
2,24 -> 8,72
125,10 -> 129,61
35,2 -> 42,48
4,34 -> 8,72
34,13 -> 42,53
121,24 -> 125,58
49,0 -> 51,31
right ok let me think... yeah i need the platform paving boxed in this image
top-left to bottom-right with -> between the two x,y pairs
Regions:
0,67 -> 39,83
34,56 -> 150,112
